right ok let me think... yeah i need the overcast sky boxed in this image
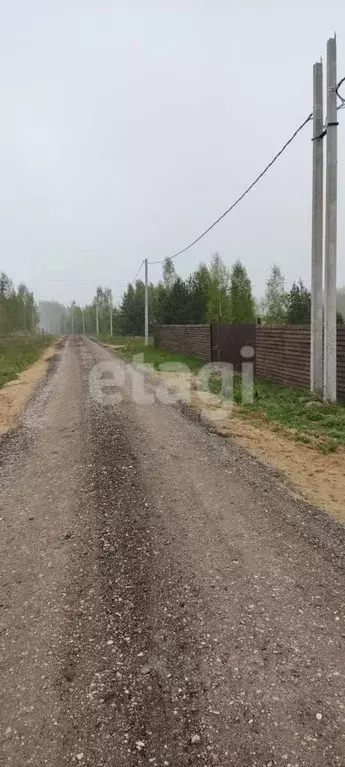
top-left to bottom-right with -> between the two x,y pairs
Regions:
0,1 -> 344,306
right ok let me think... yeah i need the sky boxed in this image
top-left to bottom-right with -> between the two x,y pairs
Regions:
0,0 -> 344,306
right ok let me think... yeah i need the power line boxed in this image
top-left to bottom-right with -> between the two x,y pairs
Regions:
336,75 -> 345,108
149,112 -> 313,265
148,76 -> 344,270
130,259 -> 144,285
61,77 -> 345,296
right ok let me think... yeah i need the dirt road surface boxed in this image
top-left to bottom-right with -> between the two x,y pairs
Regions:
1,336 -> 345,767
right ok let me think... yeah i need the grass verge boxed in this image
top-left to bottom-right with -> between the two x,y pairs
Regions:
97,336 -> 345,453
209,374 -> 345,453
0,335 -> 55,388
97,335 -> 204,373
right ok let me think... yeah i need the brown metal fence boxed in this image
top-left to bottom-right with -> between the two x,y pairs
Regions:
155,324 -> 211,362
256,325 -> 311,388
155,323 -> 345,401
210,323 -> 256,371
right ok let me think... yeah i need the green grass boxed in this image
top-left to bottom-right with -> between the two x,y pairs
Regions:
0,335 -> 55,388
97,335 -> 204,373
96,334 -> 136,347
98,335 -> 345,452
209,373 -> 345,452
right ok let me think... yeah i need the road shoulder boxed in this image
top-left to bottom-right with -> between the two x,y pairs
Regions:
0,340 -> 60,435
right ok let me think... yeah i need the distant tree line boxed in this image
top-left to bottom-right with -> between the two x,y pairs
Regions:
67,255 -> 257,336
43,255 -> 345,337
86,256 -> 342,336
262,265 -> 344,326
0,271 -> 39,335
119,255 -> 257,334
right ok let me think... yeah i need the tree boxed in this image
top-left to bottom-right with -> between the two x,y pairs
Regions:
162,258 -> 177,289
230,260 -> 255,323
162,277 -> 191,324
187,264 -> 210,324
264,265 -> 286,324
0,272 -> 39,334
86,286 -> 119,335
286,279 -> 311,324
0,272 -> 14,297
149,282 -> 166,327
207,253 -> 231,322
120,282 -> 145,335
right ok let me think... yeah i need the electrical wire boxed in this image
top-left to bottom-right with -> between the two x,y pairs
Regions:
130,259 -> 144,285
148,112 -> 313,265
336,76 -> 345,108
131,73 -> 344,275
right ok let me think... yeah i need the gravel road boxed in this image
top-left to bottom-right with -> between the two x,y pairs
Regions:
1,335 -> 345,767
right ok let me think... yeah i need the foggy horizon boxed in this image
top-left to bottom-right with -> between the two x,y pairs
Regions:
0,1 -> 344,307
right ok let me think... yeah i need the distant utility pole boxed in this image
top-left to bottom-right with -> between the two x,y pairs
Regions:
82,308 -> 85,334
144,258 -> 149,346
71,305 -> 74,334
64,313 -> 67,335
23,298 -> 27,333
109,290 -> 113,337
311,60 -> 324,396
324,36 -> 338,402
96,304 -> 99,335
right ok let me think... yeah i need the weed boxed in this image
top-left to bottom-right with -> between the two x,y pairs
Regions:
0,335 -> 55,388
101,335 -> 204,374
99,336 -> 345,452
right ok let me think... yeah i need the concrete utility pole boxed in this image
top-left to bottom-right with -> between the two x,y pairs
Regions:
144,258 -> 149,346
109,290 -> 113,337
82,308 -> 85,334
23,298 -> 26,333
96,304 -> 99,336
324,36 -> 338,402
311,60 -> 324,396
71,306 -> 74,334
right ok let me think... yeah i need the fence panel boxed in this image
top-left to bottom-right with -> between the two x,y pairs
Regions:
154,323 -> 345,401
211,324 -> 256,371
156,324 -> 211,361
256,326 -> 285,385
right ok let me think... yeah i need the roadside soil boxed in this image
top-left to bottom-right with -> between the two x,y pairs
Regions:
216,413 -> 345,525
0,341 -> 59,435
